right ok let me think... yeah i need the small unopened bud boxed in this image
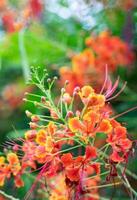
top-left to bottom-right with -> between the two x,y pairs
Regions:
41,96 -> 46,103
53,76 -> 58,80
23,98 -> 27,102
76,110 -> 81,117
31,115 -> 40,123
61,88 -> 66,94
13,144 -> 19,152
73,91 -> 77,97
47,78 -> 51,83
65,80 -> 69,85
74,86 -> 80,93
29,122 -> 38,129
62,93 -> 71,104
66,111 -> 74,118
50,109 -> 59,119
24,92 -> 29,95
25,110 -> 32,117
4,148 -> 8,154
25,130 -> 37,141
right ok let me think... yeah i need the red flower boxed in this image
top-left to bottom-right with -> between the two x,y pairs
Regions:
85,146 -> 97,160
29,0 -> 43,17
2,11 -> 15,33
61,146 -> 99,182
107,124 -> 132,162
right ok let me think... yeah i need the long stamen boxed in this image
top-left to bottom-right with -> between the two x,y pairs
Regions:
24,162 -> 50,200
107,81 -> 127,101
105,77 -> 120,98
100,64 -> 108,94
112,105 -> 137,119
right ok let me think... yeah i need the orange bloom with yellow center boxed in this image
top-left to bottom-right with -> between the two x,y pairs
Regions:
79,86 -> 105,108
7,152 -> 21,176
0,157 -> 5,166
99,119 -> 112,133
36,129 -> 47,146
68,110 -> 101,138
35,122 -> 56,158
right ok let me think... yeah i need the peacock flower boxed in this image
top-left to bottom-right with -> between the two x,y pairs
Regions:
0,68 -> 135,199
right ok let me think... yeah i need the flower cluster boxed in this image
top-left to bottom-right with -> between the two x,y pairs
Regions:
0,68 -> 133,199
86,31 -> 134,71
0,0 -> 43,33
60,31 -> 134,94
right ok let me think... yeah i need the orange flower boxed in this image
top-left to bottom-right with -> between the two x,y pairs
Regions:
0,153 -> 23,187
35,122 -> 56,156
80,86 -> 94,98
85,146 -> 97,160
87,94 -> 105,108
68,117 -> 84,133
107,124 -> 132,162
72,49 -> 95,74
79,86 -> 105,107
36,129 -> 47,145
69,109 -> 112,137
61,147 -> 99,183
35,145 -> 47,159
60,31 -> 134,96
86,31 -> 135,72
7,152 -> 19,165
47,122 -> 56,136
25,130 -> 37,141
0,157 -> 5,166
83,110 -> 99,123
59,67 -> 84,94
99,119 -> 112,133
46,136 -> 54,153
0,70 -> 134,199
7,153 -> 21,176
61,153 -> 73,167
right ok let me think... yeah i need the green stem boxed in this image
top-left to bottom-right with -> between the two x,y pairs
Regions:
18,30 -> 31,82
54,144 -> 82,155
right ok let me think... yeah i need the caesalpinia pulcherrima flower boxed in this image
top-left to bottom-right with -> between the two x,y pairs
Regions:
86,31 -> 134,71
59,31 -> 134,94
0,68 -> 135,199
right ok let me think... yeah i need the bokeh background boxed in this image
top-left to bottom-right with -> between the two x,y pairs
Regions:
0,0 -> 137,199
